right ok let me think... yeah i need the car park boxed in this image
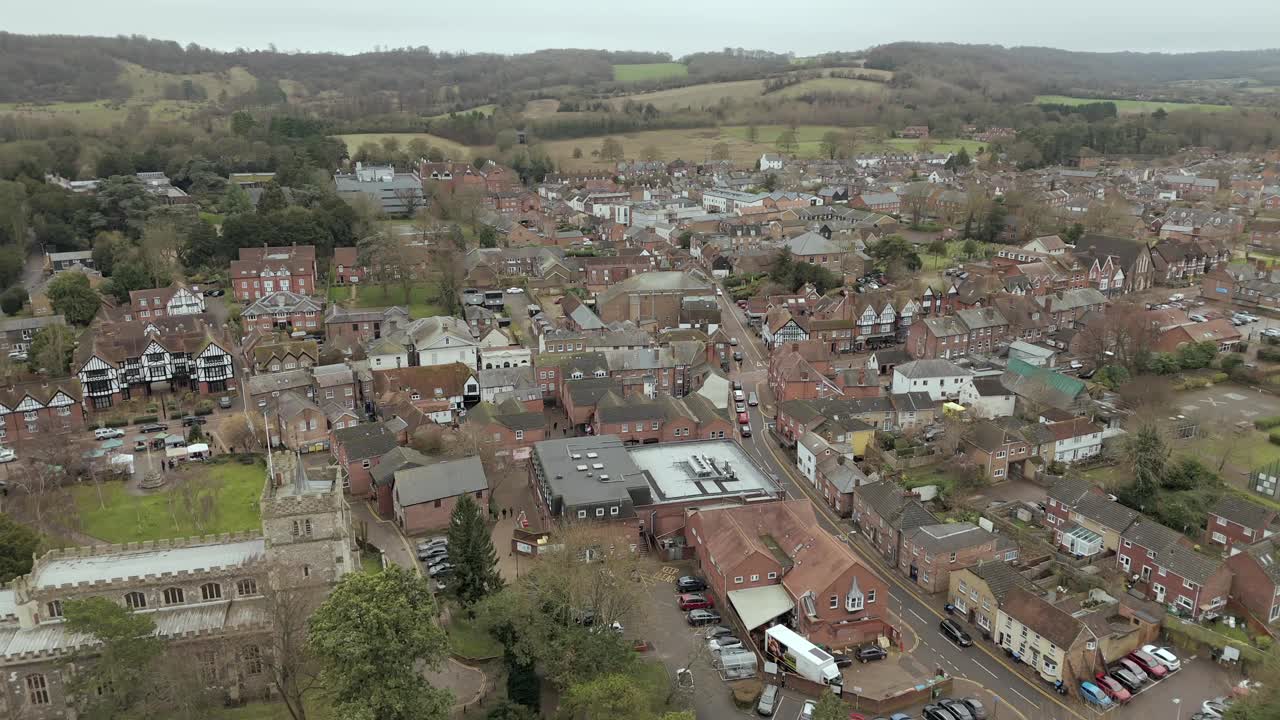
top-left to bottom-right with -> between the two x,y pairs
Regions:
1093,674 -> 1131,703
1141,644 -> 1180,672
707,636 -> 743,653
1126,649 -> 1169,679
678,593 -> 713,611
1079,682 -> 1112,708
756,684 -> 780,717
938,619 -> 972,647
685,609 -> 721,626
675,576 -> 706,592
855,645 -> 887,663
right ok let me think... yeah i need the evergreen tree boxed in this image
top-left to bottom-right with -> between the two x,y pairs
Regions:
257,182 -> 288,214
812,690 -> 849,720
961,213 -> 974,240
221,183 -> 253,215
447,493 -> 503,606
1123,424 -> 1166,510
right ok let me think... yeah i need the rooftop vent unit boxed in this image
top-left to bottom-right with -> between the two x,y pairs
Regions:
576,464 -> 588,471
689,455 -> 711,477
587,452 -> 599,459
599,474 -> 610,481
592,463 -> 604,470
571,453 -> 583,460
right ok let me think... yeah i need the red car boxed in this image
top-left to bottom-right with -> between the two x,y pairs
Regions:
1127,649 -> 1169,679
678,593 -> 713,611
1092,673 -> 1132,703
737,411 -> 750,424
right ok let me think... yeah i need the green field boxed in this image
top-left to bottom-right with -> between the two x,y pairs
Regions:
118,62 -> 258,101
329,280 -> 443,319
72,459 -> 264,543
612,63 -> 689,83
334,132 -> 482,162
608,79 -> 768,111
1034,95 -> 1234,114
776,77 -> 887,97
0,98 -> 205,130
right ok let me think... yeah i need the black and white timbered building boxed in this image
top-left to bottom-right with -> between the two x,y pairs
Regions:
76,317 -> 236,411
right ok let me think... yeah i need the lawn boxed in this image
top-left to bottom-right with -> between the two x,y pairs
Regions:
72,459 -> 264,543
447,612 -> 504,660
1033,95 -> 1235,114
328,281 -> 443,319
333,132 -> 483,162
613,63 -> 688,83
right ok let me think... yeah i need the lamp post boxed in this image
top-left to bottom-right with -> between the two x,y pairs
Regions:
1173,698 -> 1182,720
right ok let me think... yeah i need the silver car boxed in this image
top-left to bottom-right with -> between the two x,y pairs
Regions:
756,684 -> 779,716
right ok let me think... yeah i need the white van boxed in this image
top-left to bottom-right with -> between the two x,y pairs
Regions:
94,428 -> 125,441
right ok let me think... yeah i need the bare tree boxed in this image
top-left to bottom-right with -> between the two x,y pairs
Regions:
260,568 -> 326,720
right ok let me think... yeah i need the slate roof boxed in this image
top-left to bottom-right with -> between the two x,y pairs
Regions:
369,446 -> 434,488
895,359 -> 969,379
970,560 -> 1035,603
1240,538 -> 1280,584
1047,476 -> 1094,506
394,456 -> 488,506
904,523 -> 993,554
1001,586 -> 1087,650
1209,495 -> 1276,529
1156,544 -> 1224,584
1121,519 -> 1186,554
970,376 -> 1011,397
332,422 -> 399,460
785,231 -> 842,256
1072,493 -> 1139,532
855,481 -> 939,531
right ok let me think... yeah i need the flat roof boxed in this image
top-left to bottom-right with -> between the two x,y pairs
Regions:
34,539 -> 265,588
628,439 -> 782,504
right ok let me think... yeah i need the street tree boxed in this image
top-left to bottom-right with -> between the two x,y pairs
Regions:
446,493 -> 504,606
308,565 -> 453,720
46,271 -> 100,325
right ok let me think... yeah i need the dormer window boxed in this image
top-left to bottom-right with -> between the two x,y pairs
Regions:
845,576 -> 865,612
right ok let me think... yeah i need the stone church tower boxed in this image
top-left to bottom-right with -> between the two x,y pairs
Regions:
260,450 -> 355,588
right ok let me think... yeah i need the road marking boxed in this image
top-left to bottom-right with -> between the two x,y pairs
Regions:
976,662 -> 998,679
1010,688 -> 1039,708
908,608 -> 929,624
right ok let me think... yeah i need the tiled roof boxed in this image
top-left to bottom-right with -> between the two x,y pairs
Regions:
1121,519 -> 1186,554
1001,586 -> 1086,650
971,560 -> 1035,602
1210,495 -> 1275,529
1072,493 -> 1138,532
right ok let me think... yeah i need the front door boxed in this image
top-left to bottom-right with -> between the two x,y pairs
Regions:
1141,566 -> 1152,582
1153,583 -> 1166,603
1120,555 -> 1131,573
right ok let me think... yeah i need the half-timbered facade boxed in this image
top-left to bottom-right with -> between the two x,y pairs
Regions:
0,381 -> 84,450
75,318 -> 236,411
128,283 -> 205,319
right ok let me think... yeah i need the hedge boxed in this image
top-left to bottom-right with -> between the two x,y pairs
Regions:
103,418 -> 131,428
131,415 -> 158,424
1211,372 -> 1229,383
1255,416 -> 1280,430
1269,428 -> 1280,446
1259,347 -> 1280,362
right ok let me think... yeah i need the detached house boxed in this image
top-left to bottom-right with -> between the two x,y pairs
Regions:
240,291 -> 323,335
129,283 -> 205,319
890,359 -> 971,401
230,245 -> 317,302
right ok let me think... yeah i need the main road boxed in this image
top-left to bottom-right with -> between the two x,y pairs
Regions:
712,285 -> 1092,720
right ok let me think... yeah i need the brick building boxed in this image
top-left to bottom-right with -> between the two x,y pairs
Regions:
230,245 -> 318,302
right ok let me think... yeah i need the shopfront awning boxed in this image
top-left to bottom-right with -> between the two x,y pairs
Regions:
728,585 -> 795,631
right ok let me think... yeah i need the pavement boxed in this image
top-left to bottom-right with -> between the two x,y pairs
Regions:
350,500 -> 420,573
711,282 -> 1094,720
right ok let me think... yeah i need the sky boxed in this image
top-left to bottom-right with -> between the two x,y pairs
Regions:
7,0 -> 1280,57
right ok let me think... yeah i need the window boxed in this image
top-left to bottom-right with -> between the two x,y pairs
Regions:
595,508 -> 605,517
200,583 -> 223,601
163,587 -> 185,605
26,674 -> 49,705
46,600 -> 62,618
995,450 -> 1006,458
846,592 -> 864,612
610,506 -> 619,516
361,459 -> 371,469
949,552 -> 957,563
768,572 -> 778,580
1177,596 -> 1195,610
958,580 -> 968,594
241,645 -> 263,675
198,651 -> 219,683
621,424 -> 628,433
829,595 -> 840,609
515,430 -> 524,440
291,519 -> 313,538
237,578 -> 258,596
750,574 -> 760,582
124,591 -> 147,610
652,421 -> 660,430
993,469 -> 1004,477
867,590 -> 876,603
735,576 -> 744,584
578,510 -> 587,519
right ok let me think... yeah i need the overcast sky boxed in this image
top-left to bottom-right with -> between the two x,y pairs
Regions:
9,0 -> 1280,56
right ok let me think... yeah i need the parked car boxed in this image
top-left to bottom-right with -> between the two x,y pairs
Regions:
938,619 -> 972,647
957,698 -> 987,720
801,701 -> 817,720
0,447 -> 15,463
204,288 -> 225,297
133,440 -> 148,452
856,645 -> 888,663
888,715 -> 912,720
921,706 -> 952,720
938,699 -> 973,720
1079,682 -> 1113,708
7,350 -> 28,361
1105,666 -> 1143,693
676,576 -> 707,592
1126,649 -> 1169,679
707,636 -> 743,654
418,547 -> 448,562
427,562 -> 454,577
737,411 -> 750,424
740,423 -> 752,438
730,337 -> 739,346
1091,674 -> 1131,703
1189,313 -> 1209,323
139,423 -> 168,433
1140,644 -> 1181,672
686,609 -> 721,626
736,402 -> 747,413
733,350 -> 744,362
757,684 -> 780,717
732,380 -> 743,391
678,593 -> 713,611
1202,698 -> 1232,718
181,415 -> 207,427
830,652 -> 853,668
94,428 -> 126,440
704,625 -> 734,640
1114,658 -> 1149,687
1263,327 -> 1280,339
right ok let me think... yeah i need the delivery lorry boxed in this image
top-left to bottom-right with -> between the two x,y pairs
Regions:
764,625 -> 841,685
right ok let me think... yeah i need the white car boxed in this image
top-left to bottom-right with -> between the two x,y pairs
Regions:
6,350 -> 27,361
801,701 -> 817,720
1141,644 -> 1180,671
1263,327 -> 1280,339
1189,313 -> 1208,323
1169,293 -> 1185,302
0,447 -> 15,463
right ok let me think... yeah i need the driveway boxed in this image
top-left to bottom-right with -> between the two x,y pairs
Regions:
350,500 -> 419,573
